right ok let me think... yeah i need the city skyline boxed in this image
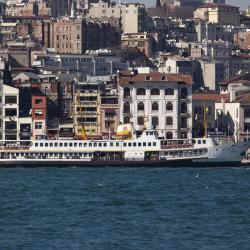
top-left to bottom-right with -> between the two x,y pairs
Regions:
119,0 -> 248,9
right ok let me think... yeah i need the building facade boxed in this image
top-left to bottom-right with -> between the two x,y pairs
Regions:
118,71 -> 193,139
2,84 -> 19,140
194,3 -> 240,26
121,33 -> 153,58
32,95 -> 47,140
73,81 -> 104,139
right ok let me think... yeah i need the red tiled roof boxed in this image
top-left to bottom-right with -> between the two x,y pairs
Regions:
192,93 -> 229,101
221,72 -> 250,85
230,93 -> 250,103
118,71 -> 192,86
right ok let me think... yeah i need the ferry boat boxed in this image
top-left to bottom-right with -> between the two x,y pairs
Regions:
0,128 -> 249,166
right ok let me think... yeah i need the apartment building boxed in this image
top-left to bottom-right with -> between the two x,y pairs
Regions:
194,3 -> 240,26
46,16 -> 120,54
118,71 -> 193,139
2,84 -> 19,140
121,33 -> 153,58
34,53 -> 129,77
88,2 -> 146,34
73,81 -> 104,139
32,95 -> 47,140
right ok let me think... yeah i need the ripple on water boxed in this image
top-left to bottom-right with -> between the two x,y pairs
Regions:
0,167 -> 249,249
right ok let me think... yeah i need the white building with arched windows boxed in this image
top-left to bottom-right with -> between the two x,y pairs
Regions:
118,71 -> 193,139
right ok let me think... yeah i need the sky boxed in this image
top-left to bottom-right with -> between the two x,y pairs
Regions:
119,0 -> 249,10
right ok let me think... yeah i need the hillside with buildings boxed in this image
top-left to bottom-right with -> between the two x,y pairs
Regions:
0,0 -> 250,140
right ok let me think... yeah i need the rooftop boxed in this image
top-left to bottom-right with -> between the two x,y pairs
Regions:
119,71 -> 192,86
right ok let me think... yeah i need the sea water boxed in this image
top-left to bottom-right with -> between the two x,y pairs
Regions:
0,166 -> 250,249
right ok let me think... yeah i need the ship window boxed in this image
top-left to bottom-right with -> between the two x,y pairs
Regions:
89,143 -> 92,147
138,142 -> 141,147
79,143 -> 83,147
143,142 -> 146,146
153,142 -> 156,146
94,143 -> 97,147
69,143 -> 73,147
110,142 -> 113,146
203,140 -> 206,144
64,143 -> 68,147
128,143 -> 132,147
116,142 -> 119,146
45,143 -> 48,147
198,140 -> 201,144
133,142 -> 136,146
35,143 -> 38,147
40,143 -> 43,147
123,143 -> 127,147
50,143 -> 53,147
103,143 -> 107,147
99,143 -> 102,147
148,142 -> 152,146
84,143 -> 88,147
74,143 -> 77,147
60,143 -> 63,147
55,143 -> 58,147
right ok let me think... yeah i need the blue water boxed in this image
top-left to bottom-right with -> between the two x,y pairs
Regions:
0,166 -> 250,249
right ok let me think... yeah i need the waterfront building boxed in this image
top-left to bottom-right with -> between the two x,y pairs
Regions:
31,95 -> 47,140
73,81 -> 104,139
192,92 -> 228,137
118,71 -> 193,139
2,84 -> 19,140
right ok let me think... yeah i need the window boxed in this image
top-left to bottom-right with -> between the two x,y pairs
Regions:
166,117 -> 173,126
138,102 -> 144,111
34,110 -> 43,117
181,132 -> 187,139
165,88 -> 174,95
5,96 -> 17,104
152,102 -> 159,111
151,88 -> 160,95
137,88 -> 145,95
166,102 -> 173,111
166,131 -> 173,139
181,117 -> 187,128
5,121 -> 17,130
124,116 -> 130,123
35,99 -> 43,105
123,87 -> 130,98
123,102 -> 130,113
5,108 -> 17,116
152,116 -> 159,126
138,117 -> 144,125
181,102 -> 187,114
35,122 -> 42,129
180,87 -> 188,99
